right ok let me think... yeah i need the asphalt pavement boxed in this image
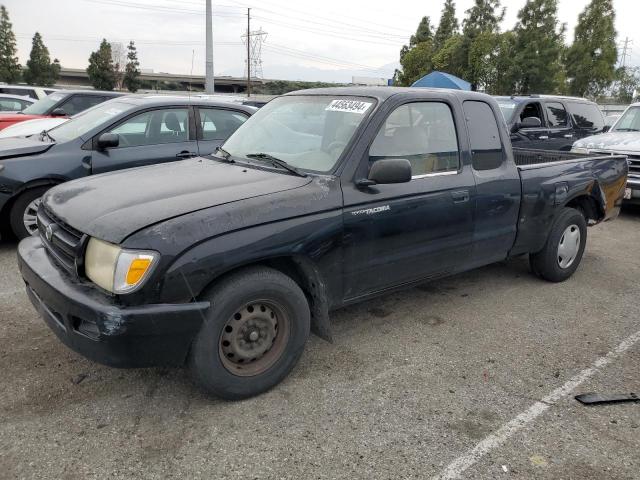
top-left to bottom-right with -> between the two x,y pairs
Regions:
1,206 -> 639,479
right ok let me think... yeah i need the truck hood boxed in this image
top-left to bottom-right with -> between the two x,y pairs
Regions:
0,135 -> 54,159
573,131 -> 640,153
44,158 -> 313,243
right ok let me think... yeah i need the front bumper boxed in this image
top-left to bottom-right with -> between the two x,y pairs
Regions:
626,177 -> 640,204
18,236 -> 209,368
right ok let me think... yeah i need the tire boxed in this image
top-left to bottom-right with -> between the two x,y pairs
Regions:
188,266 -> 310,400
9,186 -> 51,240
530,207 -> 587,282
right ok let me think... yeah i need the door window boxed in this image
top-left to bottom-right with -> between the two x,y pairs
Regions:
567,102 -> 604,130
545,102 -> 568,127
519,102 -> 545,126
60,95 -> 106,116
463,100 -> 505,171
107,108 -> 190,147
0,98 -> 28,111
369,102 -> 460,177
199,108 -> 248,140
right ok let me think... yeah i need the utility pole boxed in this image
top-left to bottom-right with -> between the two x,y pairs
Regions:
205,0 -> 215,94
246,7 -> 251,97
619,37 -> 632,69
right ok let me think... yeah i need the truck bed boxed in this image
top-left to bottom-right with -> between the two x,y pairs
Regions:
510,148 -> 628,256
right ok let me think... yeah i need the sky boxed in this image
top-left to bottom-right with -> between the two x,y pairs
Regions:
4,0 -> 640,83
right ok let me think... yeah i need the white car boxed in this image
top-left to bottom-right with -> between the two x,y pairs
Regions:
572,102 -> 640,203
0,116 -> 68,139
0,84 -> 57,100
0,94 -> 35,112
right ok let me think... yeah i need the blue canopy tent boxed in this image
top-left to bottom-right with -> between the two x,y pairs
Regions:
411,71 -> 471,90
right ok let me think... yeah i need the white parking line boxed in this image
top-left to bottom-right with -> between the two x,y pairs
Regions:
432,329 -> 640,480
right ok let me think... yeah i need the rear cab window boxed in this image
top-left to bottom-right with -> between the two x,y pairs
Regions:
567,102 -> 604,131
463,100 -> 505,171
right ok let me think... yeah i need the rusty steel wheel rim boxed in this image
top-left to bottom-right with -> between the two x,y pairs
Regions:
219,300 -> 290,377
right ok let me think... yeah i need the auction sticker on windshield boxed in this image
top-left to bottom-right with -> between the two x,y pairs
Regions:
325,99 -> 372,114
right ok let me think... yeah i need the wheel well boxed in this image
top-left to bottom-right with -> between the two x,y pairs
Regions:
0,179 -> 61,223
204,256 -> 333,342
565,195 -> 603,224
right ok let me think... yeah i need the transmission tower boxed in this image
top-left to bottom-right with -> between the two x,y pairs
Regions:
618,37 -> 633,68
241,28 -> 267,80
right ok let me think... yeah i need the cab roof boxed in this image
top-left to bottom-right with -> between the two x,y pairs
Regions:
283,86 -> 496,103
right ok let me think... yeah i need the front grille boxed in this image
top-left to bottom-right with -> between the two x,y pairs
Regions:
627,155 -> 640,177
37,206 -> 86,275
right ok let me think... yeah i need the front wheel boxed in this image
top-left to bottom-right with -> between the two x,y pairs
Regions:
188,267 -> 310,400
530,207 -> 587,282
9,186 -> 51,240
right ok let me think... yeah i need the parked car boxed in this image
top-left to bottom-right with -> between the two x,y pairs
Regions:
0,84 -> 56,100
0,90 -> 125,131
0,95 -> 255,238
17,87 -> 627,400
0,117 -> 68,139
571,102 -> 640,204
0,94 -> 35,112
495,94 -> 607,151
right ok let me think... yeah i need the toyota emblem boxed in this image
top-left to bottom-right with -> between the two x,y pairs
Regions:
45,224 -> 53,242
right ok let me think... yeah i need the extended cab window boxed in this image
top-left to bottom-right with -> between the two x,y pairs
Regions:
108,108 -> 190,147
463,100 -> 505,171
369,102 -> 459,177
545,102 -> 568,127
567,102 -> 604,130
199,108 -> 248,140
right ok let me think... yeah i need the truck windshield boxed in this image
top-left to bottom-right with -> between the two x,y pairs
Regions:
46,101 -> 131,143
496,99 -> 517,122
222,95 -> 375,173
612,106 -> 640,132
22,92 -> 66,115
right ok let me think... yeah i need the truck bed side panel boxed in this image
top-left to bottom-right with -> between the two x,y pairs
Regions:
510,156 -> 627,256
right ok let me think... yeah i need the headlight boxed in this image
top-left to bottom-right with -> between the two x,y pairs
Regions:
84,237 -> 159,294
571,147 -> 589,154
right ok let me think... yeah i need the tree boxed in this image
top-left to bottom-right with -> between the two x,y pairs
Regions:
395,16 -> 434,86
460,0 -> 505,90
110,42 -> 126,89
612,67 -> 640,103
123,41 -> 141,93
23,32 -> 60,86
565,0 -> 617,97
434,0 -> 459,51
87,39 -> 116,90
0,5 -> 21,83
510,0 -> 566,94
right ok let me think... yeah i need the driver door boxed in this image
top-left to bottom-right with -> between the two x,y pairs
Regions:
90,107 -> 197,174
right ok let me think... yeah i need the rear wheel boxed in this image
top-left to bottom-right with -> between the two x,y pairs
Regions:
530,207 -> 587,282
188,267 -> 310,400
9,186 -> 50,240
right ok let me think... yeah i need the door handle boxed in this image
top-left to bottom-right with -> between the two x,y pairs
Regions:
563,134 -> 573,138
451,190 -> 469,203
176,151 -> 197,159
538,135 -> 549,140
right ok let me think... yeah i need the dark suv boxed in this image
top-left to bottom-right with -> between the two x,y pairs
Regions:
495,95 -> 606,151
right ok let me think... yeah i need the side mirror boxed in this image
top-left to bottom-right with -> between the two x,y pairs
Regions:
359,158 -> 412,186
602,125 -> 611,133
520,116 -> 542,129
97,132 -> 119,150
50,108 -> 67,117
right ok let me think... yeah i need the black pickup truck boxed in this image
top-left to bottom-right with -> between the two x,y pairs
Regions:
17,87 -> 628,400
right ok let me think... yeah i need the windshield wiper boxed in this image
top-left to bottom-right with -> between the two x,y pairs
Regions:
614,128 -> 639,132
39,129 -> 55,142
245,153 -> 307,177
213,146 -> 235,163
